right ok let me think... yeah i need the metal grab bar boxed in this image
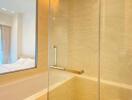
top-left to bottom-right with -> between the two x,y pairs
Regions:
51,45 -> 84,74
50,66 -> 84,75
52,45 -> 57,66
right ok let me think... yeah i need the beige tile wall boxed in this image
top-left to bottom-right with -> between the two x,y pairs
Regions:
101,0 -> 132,85
48,77 -> 98,100
49,0 -> 99,78
49,78 -> 75,100
68,0 -> 99,77
40,75 -> 132,100
49,0 -> 70,67
74,77 -> 98,100
101,83 -> 132,100
49,0 -> 132,86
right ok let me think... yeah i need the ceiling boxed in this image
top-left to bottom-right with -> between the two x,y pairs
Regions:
0,0 -> 36,13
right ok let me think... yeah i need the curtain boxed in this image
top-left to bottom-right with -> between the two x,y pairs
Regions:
0,26 -> 3,64
0,25 -> 11,64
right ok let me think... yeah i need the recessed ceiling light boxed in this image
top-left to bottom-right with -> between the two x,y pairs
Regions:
1,8 -> 7,11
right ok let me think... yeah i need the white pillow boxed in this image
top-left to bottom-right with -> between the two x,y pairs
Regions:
15,58 -> 27,65
24,58 -> 35,67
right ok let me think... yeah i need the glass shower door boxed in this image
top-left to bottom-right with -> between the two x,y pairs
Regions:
48,0 -> 100,100
100,0 -> 132,100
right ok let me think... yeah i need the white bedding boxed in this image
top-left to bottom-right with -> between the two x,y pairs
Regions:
0,58 -> 35,74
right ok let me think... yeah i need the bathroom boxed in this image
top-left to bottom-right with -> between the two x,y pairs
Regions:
0,0 -> 132,100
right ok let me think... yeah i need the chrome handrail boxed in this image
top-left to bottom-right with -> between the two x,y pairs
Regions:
50,66 -> 84,75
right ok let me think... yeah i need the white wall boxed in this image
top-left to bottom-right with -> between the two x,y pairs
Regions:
10,14 -> 18,63
0,12 -> 17,63
21,12 -> 36,58
0,12 -> 13,26
0,11 -> 36,63
0,12 -> 22,63
11,12 -> 36,61
10,14 -> 23,63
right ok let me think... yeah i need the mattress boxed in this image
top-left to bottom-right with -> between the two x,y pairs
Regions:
0,58 -> 35,74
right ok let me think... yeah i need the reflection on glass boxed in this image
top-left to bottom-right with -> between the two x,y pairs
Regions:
0,0 -> 37,74
0,28 -> 3,64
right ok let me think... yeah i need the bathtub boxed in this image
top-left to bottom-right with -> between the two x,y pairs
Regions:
26,69 -> 75,100
0,71 -> 49,100
1,69 -> 132,100
0,69 -> 74,100
35,69 -> 132,100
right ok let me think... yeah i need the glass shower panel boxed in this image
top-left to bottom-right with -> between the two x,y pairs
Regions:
48,0 -> 100,100
100,0 -> 132,100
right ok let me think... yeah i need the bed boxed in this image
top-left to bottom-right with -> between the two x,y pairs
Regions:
0,58 -> 35,74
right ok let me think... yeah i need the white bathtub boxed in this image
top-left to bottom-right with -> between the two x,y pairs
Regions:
34,69 -> 132,100
1,69 -> 132,100
0,69 -> 74,100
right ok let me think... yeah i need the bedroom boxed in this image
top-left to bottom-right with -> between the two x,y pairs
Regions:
0,0 -> 36,74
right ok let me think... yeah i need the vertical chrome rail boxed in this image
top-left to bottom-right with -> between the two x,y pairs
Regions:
51,45 -> 84,74
53,45 -> 57,66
